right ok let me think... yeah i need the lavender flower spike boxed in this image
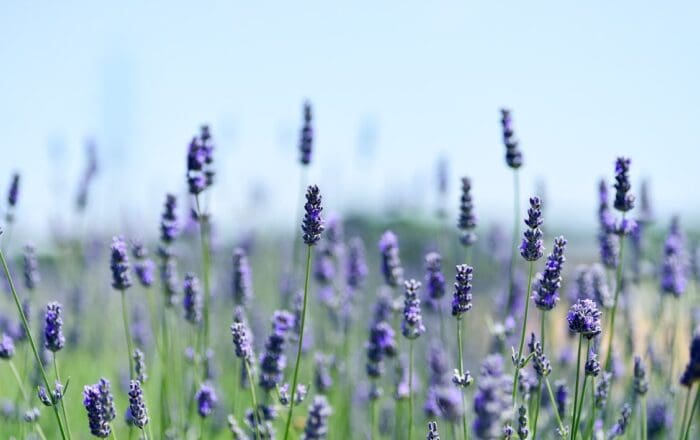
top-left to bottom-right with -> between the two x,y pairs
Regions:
83,385 -> 112,438
299,101 -> 313,166
23,244 -> 40,290
424,252 -> 446,310
532,236 -> 567,311
302,185 -> 324,246
183,273 -> 202,324
302,395 -> 332,440
613,157 -> 635,213
520,197 -> 544,261
567,299 -> 602,339
680,327 -> 700,387
346,237 -> 368,290
379,230 -> 404,287
127,380 -> 148,428
427,421 -> 440,440
500,109 -> 523,169
660,216 -> 688,297
160,194 -> 179,244
259,310 -> 295,391
7,172 -> 20,208
402,279 -> 426,340
195,383 -> 218,418
231,321 -> 254,362
458,177 -> 477,246
232,247 -> 253,306
131,240 -> 155,288
110,236 -> 132,291
0,333 -> 15,359
44,302 -> 65,352
451,264 -> 473,317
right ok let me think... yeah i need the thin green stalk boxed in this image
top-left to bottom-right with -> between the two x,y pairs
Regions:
457,319 -> 469,440
283,245 -> 312,440
572,339 -> 591,440
111,429 -> 119,440
679,386 -> 693,440
570,334 -> 583,440
198,205 -> 212,357
669,298 -> 681,387
641,394 -> 648,440
245,359 -> 260,440
408,340 -> 414,440
8,360 -> 28,400
53,354 -> 73,440
604,224 -> 626,372
531,312 -> 547,440
506,169 -> 520,316
544,378 -> 565,433
585,377 -> 596,440
370,396 -> 378,440
159,302 -> 171,438
0,248 -> 68,440
683,385 -> 700,440
512,261 -> 535,405
120,290 -> 135,378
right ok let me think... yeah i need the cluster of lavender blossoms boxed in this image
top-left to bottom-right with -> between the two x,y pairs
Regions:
131,240 -> 155,288
379,230 -> 404,288
660,216 -> 688,297
302,185 -> 324,246
299,101 -> 313,166
82,378 -> 116,438
232,247 -> 253,306
458,177 -> 477,246
186,125 -> 215,195
110,237 -> 132,291
500,109 -> 523,169
44,302 -> 65,352
424,252 -> 446,311
532,236 -> 567,310
259,310 -> 295,391
402,279 -> 426,340
520,197 -> 544,262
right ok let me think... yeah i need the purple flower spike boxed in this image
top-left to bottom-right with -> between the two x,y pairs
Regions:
44,302 -> 65,352
299,101 -> 313,166
567,299 -> 602,339
532,236 -> 567,311
451,264 -> 473,317
346,237 -> 368,290
680,327 -> 700,387
195,383 -> 218,418
131,240 -> 155,288
183,273 -> 202,325
424,252 -> 446,310
520,197 -> 544,261
303,395 -> 332,439
458,177 -> 477,246
0,333 -> 15,359
160,194 -> 179,244
83,384 -> 112,438
232,247 -> 253,306
401,279 -> 425,340
613,157 -> 635,212
127,380 -> 148,428
259,310 -> 295,391
500,109 -> 523,169
661,216 -> 688,297
23,244 -> 40,290
7,173 -> 19,208
110,236 -> 132,291
379,231 -> 404,288
302,185 -> 324,246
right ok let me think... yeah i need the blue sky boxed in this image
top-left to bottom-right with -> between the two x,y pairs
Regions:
1,1 -> 698,240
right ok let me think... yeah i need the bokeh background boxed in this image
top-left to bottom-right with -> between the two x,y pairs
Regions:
1,1 -> 699,241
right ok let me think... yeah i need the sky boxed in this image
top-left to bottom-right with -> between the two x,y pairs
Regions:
1,1 -> 699,241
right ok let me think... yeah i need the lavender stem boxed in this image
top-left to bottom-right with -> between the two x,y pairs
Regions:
571,334 -> 583,440
512,260 -> 535,405
120,290 -> 135,379
604,214 -> 626,372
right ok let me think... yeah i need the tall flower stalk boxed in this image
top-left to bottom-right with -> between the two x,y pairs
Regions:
603,157 -> 635,372
500,109 -> 523,316
512,197 -> 544,405
452,264 -> 474,440
111,237 -> 135,379
0,245 -> 68,439
283,184 -> 324,440
401,279 -> 425,440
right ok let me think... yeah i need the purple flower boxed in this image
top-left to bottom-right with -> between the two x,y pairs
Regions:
585,350 -> 600,377
532,236 -> 567,310
346,237 -> 368,290
131,240 -> 155,288
680,327 -> 700,387
44,302 -> 65,352
401,279 -> 425,340
7,172 -> 19,209
379,231 -> 404,288
527,333 -> 551,378
520,197 -> 544,261
195,383 -> 217,418
554,380 -> 569,419
299,101 -> 313,166
302,185 -> 324,246
424,252 -> 446,310
500,109 -> 523,169
633,356 -> 648,395
160,194 -> 179,244
231,321 -> 254,363
314,353 -> 333,393
183,273 -> 202,325
517,406 -> 528,440
661,216 -> 688,297
110,237 -> 132,291
473,354 -> 511,439
127,380 -> 148,428
613,157 -> 635,212
83,383 -> 112,438
424,386 -> 463,424
595,372 -> 612,409
451,264 -> 473,317
458,177 -> 477,246
647,400 -> 672,439
187,126 -> 215,195
303,395 -> 331,439
567,299 -> 602,339
0,334 -> 15,359
23,244 -> 40,290
366,321 -> 397,381
133,349 -> 147,384
608,403 -> 632,438
427,421 -> 440,440
232,247 -> 253,306
259,310 -> 295,391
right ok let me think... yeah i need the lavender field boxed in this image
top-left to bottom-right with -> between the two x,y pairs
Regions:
0,107 -> 697,440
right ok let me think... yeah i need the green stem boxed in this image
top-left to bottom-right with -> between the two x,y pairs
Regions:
570,335 -> 583,440
54,354 -> 73,439
197,201 -> 212,359
573,377 -> 588,440
120,290 -> 135,379
604,224 -> 626,372
111,429 -> 119,440
531,377 -> 543,440
683,385 -> 700,440
245,360 -> 260,440
283,245 -> 312,440
584,377 -> 596,440
408,340 -> 414,440
507,169 -> 520,316
8,360 -> 28,400
457,318 -> 469,440
641,394 -> 648,440
512,261 -> 535,405
0,248 -> 68,440
370,396 -> 378,440
679,386 -> 693,440
545,378 -> 566,433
